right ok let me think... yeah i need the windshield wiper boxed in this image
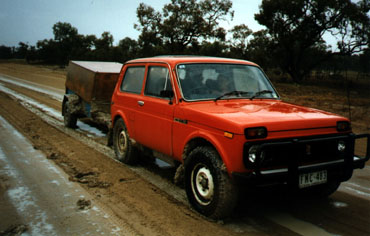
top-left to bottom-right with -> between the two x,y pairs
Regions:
249,90 -> 273,100
214,91 -> 250,102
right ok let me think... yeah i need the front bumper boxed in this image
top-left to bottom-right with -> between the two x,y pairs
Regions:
233,133 -> 370,187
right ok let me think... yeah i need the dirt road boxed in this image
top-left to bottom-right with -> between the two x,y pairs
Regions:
0,62 -> 369,235
0,115 -> 124,235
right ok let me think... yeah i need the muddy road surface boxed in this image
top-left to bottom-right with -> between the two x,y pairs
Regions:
0,62 -> 370,235
0,115 -> 124,235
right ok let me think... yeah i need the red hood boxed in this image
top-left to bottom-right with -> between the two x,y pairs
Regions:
182,100 -> 348,134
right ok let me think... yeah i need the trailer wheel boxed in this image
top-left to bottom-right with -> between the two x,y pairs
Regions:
113,118 -> 136,164
63,101 -> 77,128
185,146 -> 238,220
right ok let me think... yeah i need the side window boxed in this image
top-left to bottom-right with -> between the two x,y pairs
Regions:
144,66 -> 172,97
120,66 -> 145,94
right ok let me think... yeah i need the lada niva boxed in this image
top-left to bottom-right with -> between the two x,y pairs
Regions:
110,56 -> 369,219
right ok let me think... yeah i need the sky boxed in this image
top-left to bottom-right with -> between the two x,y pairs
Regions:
0,0 -> 264,47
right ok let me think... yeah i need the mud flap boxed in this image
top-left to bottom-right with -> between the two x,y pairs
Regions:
63,94 -> 83,116
107,128 -> 113,146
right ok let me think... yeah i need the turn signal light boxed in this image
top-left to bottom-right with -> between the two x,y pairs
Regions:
224,131 -> 234,139
337,121 -> 351,132
245,127 -> 267,139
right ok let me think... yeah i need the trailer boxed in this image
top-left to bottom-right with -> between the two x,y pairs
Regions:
62,61 -> 123,129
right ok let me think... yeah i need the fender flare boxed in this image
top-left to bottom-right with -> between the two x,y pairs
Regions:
181,131 -> 231,174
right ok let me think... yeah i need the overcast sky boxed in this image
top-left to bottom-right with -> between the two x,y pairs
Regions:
0,0 -> 265,47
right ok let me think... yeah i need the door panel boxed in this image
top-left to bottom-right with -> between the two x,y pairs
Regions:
134,65 -> 174,156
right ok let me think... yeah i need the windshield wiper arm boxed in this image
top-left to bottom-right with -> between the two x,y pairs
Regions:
249,90 -> 273,100
214,91 -> 250,102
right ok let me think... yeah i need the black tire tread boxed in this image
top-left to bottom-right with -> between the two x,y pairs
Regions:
185,146 -> 238,220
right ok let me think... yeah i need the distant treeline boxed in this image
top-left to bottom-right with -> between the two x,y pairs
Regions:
1,0 -> 369,83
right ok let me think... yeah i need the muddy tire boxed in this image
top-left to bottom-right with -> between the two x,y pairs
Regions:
63,101 -> 77,128
113,118 -> 136,164
185,146 -> 238,220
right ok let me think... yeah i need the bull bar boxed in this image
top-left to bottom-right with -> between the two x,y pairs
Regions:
232,133 -> 370,186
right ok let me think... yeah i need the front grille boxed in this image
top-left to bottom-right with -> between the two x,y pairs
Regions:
243,135 -> 351,170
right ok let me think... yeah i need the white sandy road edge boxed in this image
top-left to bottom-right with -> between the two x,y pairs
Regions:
0,82 -> 105,137
1,76 -> 368,236
0,74 -> 64,101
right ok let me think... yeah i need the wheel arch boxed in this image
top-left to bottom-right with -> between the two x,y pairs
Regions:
182,134 -> 230,174
112,112 -> 132,136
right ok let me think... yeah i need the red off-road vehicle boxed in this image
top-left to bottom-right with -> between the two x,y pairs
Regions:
65,56 -> 369,219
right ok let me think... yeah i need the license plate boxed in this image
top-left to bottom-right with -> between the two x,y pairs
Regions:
299,170 -> 327,189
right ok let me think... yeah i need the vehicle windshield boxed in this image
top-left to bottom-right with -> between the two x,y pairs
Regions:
176,63 -> 279,101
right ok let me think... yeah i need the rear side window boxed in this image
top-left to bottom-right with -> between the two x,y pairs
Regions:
145,66 -> 172,97
120,66 -> 145,94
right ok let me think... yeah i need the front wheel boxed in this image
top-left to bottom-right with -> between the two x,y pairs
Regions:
113,118 -> 136,164
185,146 -> 238,220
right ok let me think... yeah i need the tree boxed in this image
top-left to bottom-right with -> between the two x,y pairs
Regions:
134,3 -> 163,56
53,22 -> 78,42
335,0 -> 370,55
255,0 -> 368,83
359,49 -> 370,75
0,45 -> 12,59
93,32 -> 114,60
117,37 -> 139,62
95,32 -> 113,50
199,41 -> 227,57
16,42 -> 29,59
135,0 -> 233,54
36,39 -> 59,64
228,24 -> 253,59
52,22 -> 80,64
32,22 -> 95,64
247,30 -> 275,70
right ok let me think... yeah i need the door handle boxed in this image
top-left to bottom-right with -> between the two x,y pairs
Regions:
138,101 -> 144,106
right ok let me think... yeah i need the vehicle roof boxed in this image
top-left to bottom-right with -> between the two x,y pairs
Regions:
70,61 -> 123,73
125,56 -> 258,67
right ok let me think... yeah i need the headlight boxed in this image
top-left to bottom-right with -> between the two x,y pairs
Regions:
248,145 -> 258,163
245,127 -> 268,139
337,121 -> 351,132
245,145 -> 265,169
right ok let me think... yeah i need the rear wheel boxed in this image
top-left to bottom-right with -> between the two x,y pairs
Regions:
63,101 -> 77,128
113,118 -> 136,164
185,146 -> 238,220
